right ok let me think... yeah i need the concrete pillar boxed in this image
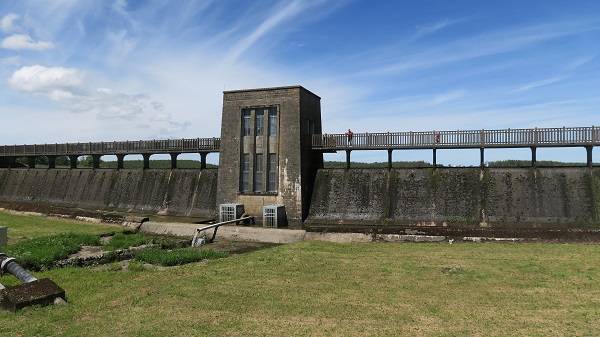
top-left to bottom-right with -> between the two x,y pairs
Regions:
47,156 -> 56,169
142,154 -> 151,169
200,152 -> 208,170
531,147 -> 537,168
116,154 -> 125,169
387,149 -> 393,171
68,155 -> 78,169
170,153 -> 179,169
27,156 -> 36,168
586,145 -> 593,168
433,148 -> 437,170
346,150 -> 351,171
480,148 -> 485,168
92,154 -> 102,169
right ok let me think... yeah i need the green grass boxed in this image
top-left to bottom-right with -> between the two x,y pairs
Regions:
0,211 -> 123,245
3,233 -> 100,270
101,232 -> 153,251
1,211 -> 600,336
134,248 -> 228,266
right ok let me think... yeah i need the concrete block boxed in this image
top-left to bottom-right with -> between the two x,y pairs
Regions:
0,278 -> 65,312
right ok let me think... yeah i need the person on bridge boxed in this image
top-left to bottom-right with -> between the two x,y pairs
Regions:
435,133 -> 440,144
346,129 -> 354,145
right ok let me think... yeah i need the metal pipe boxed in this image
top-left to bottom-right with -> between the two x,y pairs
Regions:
191,216 -> 254,247
0,253 -> 37,284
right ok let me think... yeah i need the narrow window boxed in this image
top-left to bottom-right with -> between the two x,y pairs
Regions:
254,153 -> 263,192
255,108 -> 264,136
308,120 -> 315,135
268,153 -> 278,192
242,109 -> 251,136
241,154 -> 250,193
268,107 -> 278,135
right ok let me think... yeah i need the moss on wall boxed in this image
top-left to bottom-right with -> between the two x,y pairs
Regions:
306,167 -> 600,228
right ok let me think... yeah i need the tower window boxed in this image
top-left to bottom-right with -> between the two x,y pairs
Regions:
268,107 -> 278,135
255,108 -> 264,136
241,154 -> 250,193
242,109 -> 251,136
268,153 -> 278,192
254,154 -> 263,192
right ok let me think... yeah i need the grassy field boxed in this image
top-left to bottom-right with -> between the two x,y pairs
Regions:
1,212 -> 600,336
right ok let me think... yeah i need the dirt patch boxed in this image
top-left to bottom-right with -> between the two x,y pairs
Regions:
203,239 -> 281,255
60,237 -> 280,271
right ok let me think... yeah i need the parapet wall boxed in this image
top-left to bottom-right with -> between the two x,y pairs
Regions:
0,169 -> 218,218
306,168 -> 600,227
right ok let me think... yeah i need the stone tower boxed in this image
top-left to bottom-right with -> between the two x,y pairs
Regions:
216,86 -> 323,225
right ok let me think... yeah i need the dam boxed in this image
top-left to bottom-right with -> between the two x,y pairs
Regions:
1,86 -> 599,230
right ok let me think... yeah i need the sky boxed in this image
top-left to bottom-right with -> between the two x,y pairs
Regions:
1,0 -> 599,165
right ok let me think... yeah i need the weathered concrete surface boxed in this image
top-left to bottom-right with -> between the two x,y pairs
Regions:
306,167 -> 600,228
140,222 -> 372,243
0,168 -> 218,218
2,166 -> 600,230
0,278 -> 65,312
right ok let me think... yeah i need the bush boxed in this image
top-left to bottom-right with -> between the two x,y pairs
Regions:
134,248 -> 228,266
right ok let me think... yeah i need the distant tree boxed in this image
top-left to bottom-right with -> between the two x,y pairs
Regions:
14,157 -> 27,165
79,155 -> 102,167
36,156 -> 49,165
55,156 -> 70,167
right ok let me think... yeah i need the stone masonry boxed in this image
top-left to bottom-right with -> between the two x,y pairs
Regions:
216,86 -> 323,224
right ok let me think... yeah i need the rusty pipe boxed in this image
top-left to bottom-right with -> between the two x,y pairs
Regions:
0,253 -> 37,284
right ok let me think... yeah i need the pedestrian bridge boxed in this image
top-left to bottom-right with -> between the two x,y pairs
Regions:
311,126 -> 600,169
0,126 -> 598,169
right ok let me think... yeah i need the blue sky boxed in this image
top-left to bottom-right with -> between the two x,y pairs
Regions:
1,0 -> 599,165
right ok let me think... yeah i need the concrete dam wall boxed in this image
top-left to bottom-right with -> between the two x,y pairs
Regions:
0,169 -> 218,218
1,167 -> 599,228
306,168 -> 600,227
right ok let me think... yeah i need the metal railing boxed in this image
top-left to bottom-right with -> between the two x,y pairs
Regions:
311,126 -> 600,150
1,126 -> 598,157
0,138 -> 220,157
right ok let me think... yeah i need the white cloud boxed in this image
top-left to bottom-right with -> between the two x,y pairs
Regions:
7,65 -> 145,119
151,112 -> 172,122
516,76 -> 565,92
0,33 -> 54,50
8,65 -> 84,97
414,18 -> 462,39
225,0 -> 307,63
160,120 -> 191,134
0,56 -> 20,65
0,13 -> 20,33
567,54 -> 596,70
431,89 -> 468,105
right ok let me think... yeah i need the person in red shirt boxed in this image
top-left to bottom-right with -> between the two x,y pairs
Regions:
346,129 -> 354,145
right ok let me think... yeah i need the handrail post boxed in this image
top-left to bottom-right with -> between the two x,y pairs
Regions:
481,129 -> 484,147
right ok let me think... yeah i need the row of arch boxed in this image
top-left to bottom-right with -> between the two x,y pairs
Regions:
339,145 -> 598,170
1,152 -> 218,170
